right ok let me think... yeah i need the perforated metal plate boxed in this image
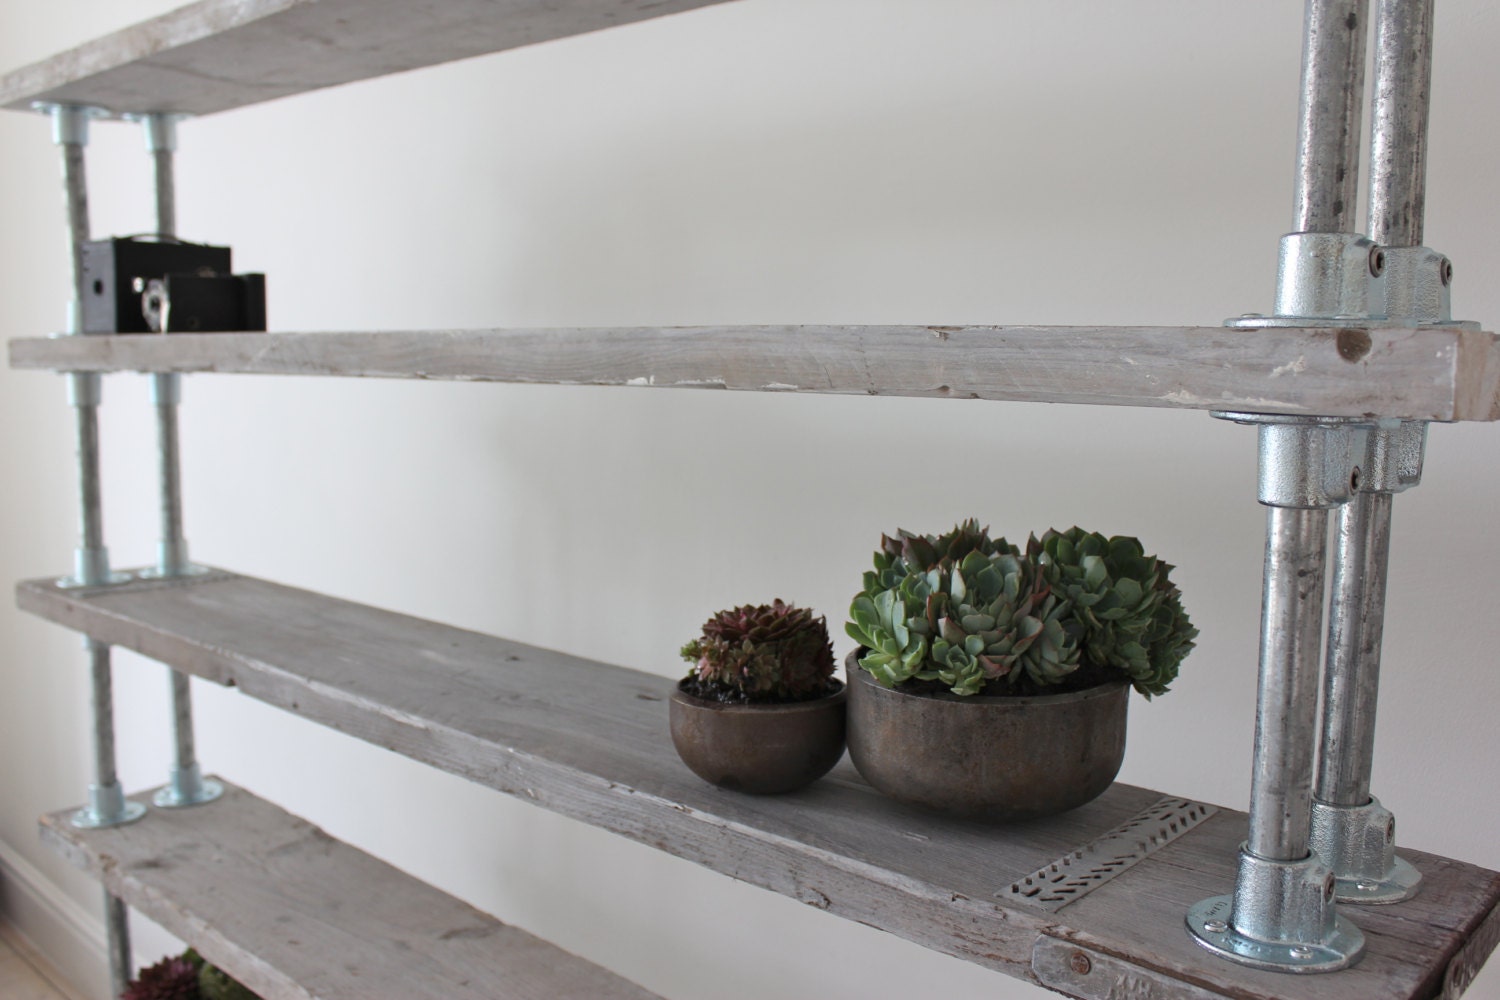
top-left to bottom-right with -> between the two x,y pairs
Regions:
1004,796 -> 1217,912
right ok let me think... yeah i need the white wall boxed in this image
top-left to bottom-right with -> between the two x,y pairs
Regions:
2,2 -> 1498,998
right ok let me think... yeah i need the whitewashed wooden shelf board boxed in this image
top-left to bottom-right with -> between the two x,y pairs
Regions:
0,0 -> 739,117
19,570 -> 1500,999
40,781 -> 658,1000
11,324 -> 1500,421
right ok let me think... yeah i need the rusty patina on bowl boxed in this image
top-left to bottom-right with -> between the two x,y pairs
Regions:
845,651 -> 1127,820
670,680 -> 847,794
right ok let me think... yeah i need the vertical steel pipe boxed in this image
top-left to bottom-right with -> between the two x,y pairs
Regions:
72,385 -> 106,565
1247,507 -> 1330,861
1317,491 -> 1390,807
1293,0 -> 1368,234
1188,3 -> 1375,967
61,141 -> 90,329
87,640 -> 118,791
1368,0 -> 1435,247
1300,0 -> 1434,905
141,113 -> 190,577
43,104 -> 144,1000
151,147 -> 176,238
135,112 -> 221,809
104,892 -> 131,995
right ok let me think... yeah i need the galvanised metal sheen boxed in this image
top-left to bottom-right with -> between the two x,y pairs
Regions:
1368,0 -> 1435,248
1245,506 -> 1332,862
845,655 -> 1127,821
41,102 -> 142,1000
125,112 -> 222,811
1309,797 -> 1422,904
1306,0 -> 1445,908
1293,0 -> 1368,235
1190,0 -> 1372,971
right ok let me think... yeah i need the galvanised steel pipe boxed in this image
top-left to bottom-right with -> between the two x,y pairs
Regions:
141,114 -> 191,578
1303,0 -> 1434,905
44,103 -> 144,1000
1368,0 -> 1435,248
1247,507 -> 1330,861
1293,0 -> 1369,234
1318,491 -> 1390,807
136,112 -> 222,809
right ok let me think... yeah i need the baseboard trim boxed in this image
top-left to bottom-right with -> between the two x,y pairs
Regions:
0,835 -> 106,1000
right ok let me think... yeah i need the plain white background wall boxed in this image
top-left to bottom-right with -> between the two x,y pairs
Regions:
2,2 -> 1498,998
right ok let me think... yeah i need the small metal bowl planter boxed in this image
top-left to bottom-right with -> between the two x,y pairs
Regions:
669,679 -> 848,795
845,651 -> 1128,820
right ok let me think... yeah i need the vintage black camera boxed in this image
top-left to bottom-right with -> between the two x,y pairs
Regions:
80,236 -> 266,334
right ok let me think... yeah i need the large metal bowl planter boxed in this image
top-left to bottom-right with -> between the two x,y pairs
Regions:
845,650 -> 1127,820
669,679 -> 847,794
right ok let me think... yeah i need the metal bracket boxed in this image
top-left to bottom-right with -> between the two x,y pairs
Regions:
1186,847 -> 1364,973
1309,797 -> 1421,903
1211,413 -> 1366,508
71,782 -> 146,830
1006,797 -> 1217,912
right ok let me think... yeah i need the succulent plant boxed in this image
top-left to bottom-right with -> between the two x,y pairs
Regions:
849,520 -> 1196,698
1031,527 -> 1197,697
120,955 -> 201,1000
847,520 -> 1082,696
198,962 -> 260,1000
680,600 -> 836,702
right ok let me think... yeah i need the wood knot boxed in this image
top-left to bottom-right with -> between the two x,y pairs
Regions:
1335,328 -> 1371,362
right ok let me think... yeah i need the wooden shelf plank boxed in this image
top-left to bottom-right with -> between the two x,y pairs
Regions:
10,324 -> 1500,421
18,569 -> 1500,999
40,780 -> 658,1000
0,0 -> 738,117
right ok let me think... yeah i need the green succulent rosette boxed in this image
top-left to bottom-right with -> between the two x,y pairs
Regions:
847,520 -> 1082,696
1030,527 -> 1198,698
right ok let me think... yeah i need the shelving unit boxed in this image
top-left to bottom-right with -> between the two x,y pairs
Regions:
5,2 -> 1500,999
17,568 -> 1500,1000
42,782 -> 660,1000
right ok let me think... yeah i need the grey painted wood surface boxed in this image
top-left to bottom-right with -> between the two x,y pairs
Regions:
18,570 -> 1500,999
0,0 -> 738,116
10,324 -> 1500,421
40,782 -> 659,1000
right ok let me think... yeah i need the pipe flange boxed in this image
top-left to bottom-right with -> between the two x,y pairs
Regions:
59,547 -> 133,589
1186,847 -> 1365,973
1309,797 -> 1422,904
153,765 -> 223,808
71,782 -> 147,829
1187,895 -> 1365,973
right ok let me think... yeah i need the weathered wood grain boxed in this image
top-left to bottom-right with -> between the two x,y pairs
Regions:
10,324 -> 1500,421
0,0 -> 738,116
40,782 -> 658,1000
18,570 -> 1500,999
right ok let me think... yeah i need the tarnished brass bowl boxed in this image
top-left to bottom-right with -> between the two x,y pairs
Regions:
845,651 -> 1127,820
670,680 -> 847,795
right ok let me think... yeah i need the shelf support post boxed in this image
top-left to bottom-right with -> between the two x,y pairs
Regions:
1308,0 -> 1444,905
125,111 -> 223,811
1187,0 -> 1374,972
35,100 -> 145,999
